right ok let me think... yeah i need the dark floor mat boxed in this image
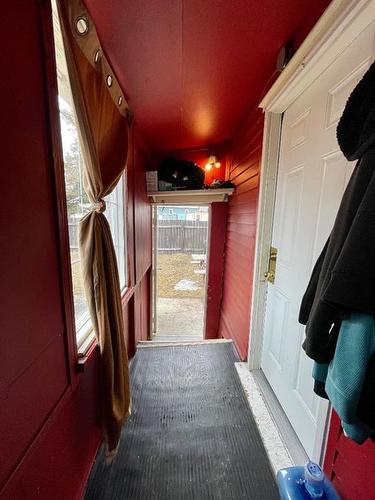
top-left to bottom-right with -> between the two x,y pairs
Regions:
84,343 -> 279,500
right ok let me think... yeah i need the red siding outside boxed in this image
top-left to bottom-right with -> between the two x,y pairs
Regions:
218,109 -> 263,360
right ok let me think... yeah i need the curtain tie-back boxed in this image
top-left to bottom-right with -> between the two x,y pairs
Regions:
57,0 -> 131,457
93,198 -> 106,213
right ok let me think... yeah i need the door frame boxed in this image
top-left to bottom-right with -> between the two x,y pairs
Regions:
247,0 -> 375,461
150,203 -> 211,339
151,205 -> 158,336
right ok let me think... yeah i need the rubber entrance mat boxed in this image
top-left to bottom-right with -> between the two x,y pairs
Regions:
84,343 -> 279,500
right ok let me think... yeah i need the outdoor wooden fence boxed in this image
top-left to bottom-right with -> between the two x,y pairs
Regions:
157,220 -> 208,253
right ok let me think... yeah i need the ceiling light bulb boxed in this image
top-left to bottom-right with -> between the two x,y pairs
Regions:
205,154 -> 220,172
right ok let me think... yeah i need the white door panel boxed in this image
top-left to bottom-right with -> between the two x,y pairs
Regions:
262,21 -> 375,460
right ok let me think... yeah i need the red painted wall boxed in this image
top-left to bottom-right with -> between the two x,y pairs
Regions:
0,2 -> 102,497
218,109 -> 263,360
134,270 -> 151,344
1,355 -> 102,500
0,2 -> 151,498
324,411 -> 375,498
205,202 -> 228,339
133,130 -> 152,284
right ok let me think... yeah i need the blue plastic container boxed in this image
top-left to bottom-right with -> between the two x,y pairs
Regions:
277,462 -> 340,499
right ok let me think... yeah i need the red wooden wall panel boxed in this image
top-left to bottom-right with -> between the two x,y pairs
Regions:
324,412 -> 375,499
0,2 -> 152,498
0,354 -> 101,500
123,123 -> 152,355
131,126 -> 152,348
0,1 -> 102,496
134,270 -> 151,345
205,202 -> 228,339
133,128 -> 152,284
0,0 -> 74,490
122,292 -> 135,359
126,129 -> 136,289
218,109 -> 263,360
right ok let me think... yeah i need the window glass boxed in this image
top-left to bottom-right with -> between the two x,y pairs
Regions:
105,175 -> 127,291
52,0 -> 127,347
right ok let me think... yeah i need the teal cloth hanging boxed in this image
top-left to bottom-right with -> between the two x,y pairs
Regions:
312,314 -> 375,444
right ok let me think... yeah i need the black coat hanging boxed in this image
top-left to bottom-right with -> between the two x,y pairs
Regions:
299,60 -> 375,363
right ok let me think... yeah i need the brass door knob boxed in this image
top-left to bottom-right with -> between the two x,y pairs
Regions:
263,271 -> 275,284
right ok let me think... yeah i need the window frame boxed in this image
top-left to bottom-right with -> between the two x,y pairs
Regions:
49,0 -> 128,355
75,174 -> 128,353
104,172 -> 128,293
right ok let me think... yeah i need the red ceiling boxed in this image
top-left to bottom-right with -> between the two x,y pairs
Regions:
86,0 -> 331,152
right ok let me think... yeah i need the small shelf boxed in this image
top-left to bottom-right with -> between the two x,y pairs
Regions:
147,188 -> 234,204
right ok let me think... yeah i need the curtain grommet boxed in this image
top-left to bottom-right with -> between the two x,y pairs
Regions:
75,16 -> 89,36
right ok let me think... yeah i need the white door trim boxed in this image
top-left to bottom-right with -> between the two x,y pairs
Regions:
151,205 -> 158,336
248,0 -> 375,370
248,112 -> 281,369
203,204 -> 212,340
260,0 -> 375,113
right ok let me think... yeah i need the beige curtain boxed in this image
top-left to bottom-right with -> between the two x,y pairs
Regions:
57,0 -> 132,457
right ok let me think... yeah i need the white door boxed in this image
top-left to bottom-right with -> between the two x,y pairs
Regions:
261,22 -> 375,460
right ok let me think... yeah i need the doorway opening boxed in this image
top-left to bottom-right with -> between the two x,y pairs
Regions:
152,204 -> 210,342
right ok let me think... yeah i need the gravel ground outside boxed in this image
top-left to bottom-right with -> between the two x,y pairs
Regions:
156,297 -> 204,337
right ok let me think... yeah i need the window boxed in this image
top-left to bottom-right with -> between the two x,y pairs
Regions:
105,174 -> 127,291
52,1 -> 127,349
